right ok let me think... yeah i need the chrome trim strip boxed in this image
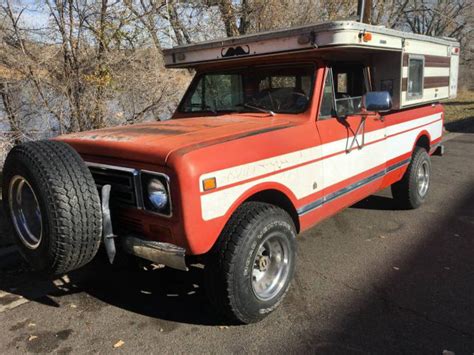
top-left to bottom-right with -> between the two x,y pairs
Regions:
297,159 -> 411,216
86,162 -> 138,173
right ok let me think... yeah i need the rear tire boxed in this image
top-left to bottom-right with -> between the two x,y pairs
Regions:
205,202 -> 296,324
2,140 -> 102,275
391,146 -> 431,209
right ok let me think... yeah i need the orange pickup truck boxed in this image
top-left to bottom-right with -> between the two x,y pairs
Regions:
2,21 -> 458,323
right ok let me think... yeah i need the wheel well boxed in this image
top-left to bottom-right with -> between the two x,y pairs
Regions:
246,189 -> 300,232
415,135 -> 430,152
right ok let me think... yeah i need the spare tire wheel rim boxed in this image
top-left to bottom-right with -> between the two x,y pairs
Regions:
251,231 -> 291,301
417,160 -> 430,197
8,175 -> 43,250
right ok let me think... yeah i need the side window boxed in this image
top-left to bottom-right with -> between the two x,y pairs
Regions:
407,57 -> 424,99
319,70 -> 335,119
333,64 -> 366,116
188,80 -> 204,111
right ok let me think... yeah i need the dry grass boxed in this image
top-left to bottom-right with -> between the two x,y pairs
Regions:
443,90 -> 474,123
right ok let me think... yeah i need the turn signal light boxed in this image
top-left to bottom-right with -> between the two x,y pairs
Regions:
203,177 -> 217,191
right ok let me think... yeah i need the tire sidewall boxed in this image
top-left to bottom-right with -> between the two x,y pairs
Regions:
232,211 -> 296,322
3,155 -> 54,272
409,149 -> 431,206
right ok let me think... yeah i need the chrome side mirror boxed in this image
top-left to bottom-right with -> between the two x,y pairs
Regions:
362,91 -> 392,112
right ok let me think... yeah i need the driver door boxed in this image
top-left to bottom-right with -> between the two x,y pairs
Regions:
316,64 -> 387,209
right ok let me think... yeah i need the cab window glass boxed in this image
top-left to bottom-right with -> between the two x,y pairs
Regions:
333,64 -> 366,116
319,71 -> 335,118
180,65 -> 314,114
186,74 -> 243,112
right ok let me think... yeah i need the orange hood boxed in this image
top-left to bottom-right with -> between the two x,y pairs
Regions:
56,115 -> 295,166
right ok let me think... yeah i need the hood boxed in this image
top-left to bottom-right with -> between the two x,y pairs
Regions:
57,115 -> 295,166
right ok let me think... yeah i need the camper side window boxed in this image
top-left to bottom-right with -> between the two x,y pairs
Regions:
407,57 -> 424,99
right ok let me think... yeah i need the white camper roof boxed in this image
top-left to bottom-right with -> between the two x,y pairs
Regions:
163,21 -> 459,68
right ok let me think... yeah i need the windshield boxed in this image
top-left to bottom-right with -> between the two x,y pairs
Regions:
179,65 -> 315,115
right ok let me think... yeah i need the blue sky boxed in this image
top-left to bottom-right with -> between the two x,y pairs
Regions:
12,0 -> 50,29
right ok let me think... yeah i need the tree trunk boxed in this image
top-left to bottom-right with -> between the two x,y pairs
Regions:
218,0 -> 240,37
0,82 -> 21,145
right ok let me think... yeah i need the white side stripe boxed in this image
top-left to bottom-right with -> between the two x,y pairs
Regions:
200,113 -> 442,221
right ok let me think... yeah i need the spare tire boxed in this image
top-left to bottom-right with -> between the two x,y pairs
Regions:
2,140 -> 102,275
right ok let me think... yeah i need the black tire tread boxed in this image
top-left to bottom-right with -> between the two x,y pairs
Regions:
391,146 -> 430,209
3,140 -> 102,275
205,201 -> 294,323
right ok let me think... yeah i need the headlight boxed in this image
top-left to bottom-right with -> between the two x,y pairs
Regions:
147,178 -> 168,210
142,172 -> 171,216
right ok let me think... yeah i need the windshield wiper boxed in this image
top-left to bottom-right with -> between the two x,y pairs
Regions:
236,103 -> 275,116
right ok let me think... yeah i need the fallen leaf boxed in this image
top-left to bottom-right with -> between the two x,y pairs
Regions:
393,266 -> 400,271
70,304 -> 77,309
28,323 -> 36,327
113,340 -> 125,348
28,335 -> 38,341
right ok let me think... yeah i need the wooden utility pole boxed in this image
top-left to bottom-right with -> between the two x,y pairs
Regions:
357,0 -> 372,23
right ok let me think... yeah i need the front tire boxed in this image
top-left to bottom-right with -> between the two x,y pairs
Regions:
2,140 -> 102,275
205,202 -> 296,324
391,146 -> 431,209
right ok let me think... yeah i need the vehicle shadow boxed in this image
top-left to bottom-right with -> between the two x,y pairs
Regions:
299,187 -> 474,354
0,195 -> 226,325
443,100 -> 474,106
0,243 -> 226,326
68,258 -> 227,326
351,194 -> 400,211
445,116 -> 474,133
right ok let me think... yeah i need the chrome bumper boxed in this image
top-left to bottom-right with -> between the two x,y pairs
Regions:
100,184 -> 187,272
122,236 -> 188,271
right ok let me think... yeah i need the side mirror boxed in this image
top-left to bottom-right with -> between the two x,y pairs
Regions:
362,91 -> 392,112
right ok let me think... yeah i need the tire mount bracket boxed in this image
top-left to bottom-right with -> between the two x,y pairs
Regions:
101,184 -> 117,264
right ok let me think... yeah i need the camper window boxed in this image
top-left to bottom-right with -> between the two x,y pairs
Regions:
407,57 -> 424,99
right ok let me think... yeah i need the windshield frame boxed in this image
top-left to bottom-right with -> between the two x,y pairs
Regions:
177,63 -> 316,116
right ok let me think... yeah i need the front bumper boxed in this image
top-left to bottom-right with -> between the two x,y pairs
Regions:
122,236 -> 188,271
101,184 -> 187,271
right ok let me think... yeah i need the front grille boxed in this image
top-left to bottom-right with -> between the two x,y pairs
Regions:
116,214 -> 144,234
88,165 -> 138,207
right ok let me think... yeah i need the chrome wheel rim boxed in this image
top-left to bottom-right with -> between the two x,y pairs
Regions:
251,233 -> 291,301
417,161 -> 430,197
8,175 -> 43,250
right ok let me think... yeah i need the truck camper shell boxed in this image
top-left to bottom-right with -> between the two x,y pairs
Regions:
163,21 -> 460,110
